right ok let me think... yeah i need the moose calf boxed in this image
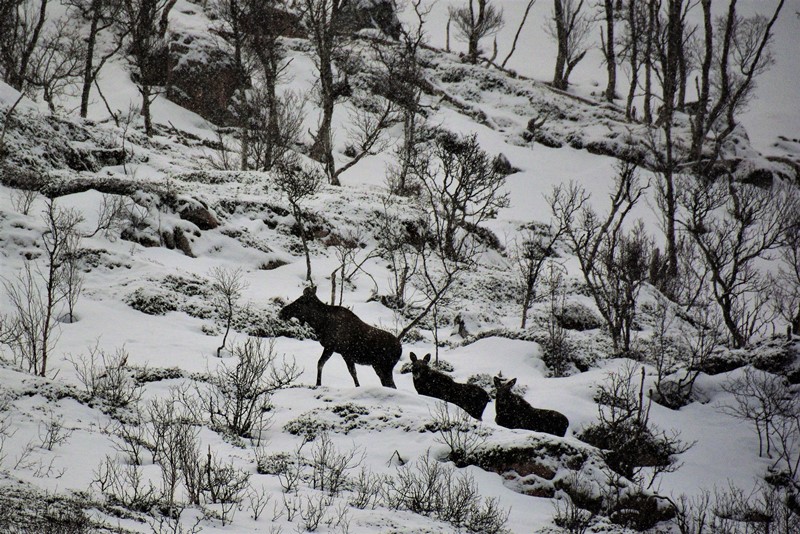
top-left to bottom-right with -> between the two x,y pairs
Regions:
494,376 -> 568,437
410,353 -> 490,420
279,287 -> 401,388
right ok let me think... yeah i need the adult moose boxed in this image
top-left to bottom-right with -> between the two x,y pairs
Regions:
494,376 -> 569,437
409,353 -> 490,420
279,287 -> 401,388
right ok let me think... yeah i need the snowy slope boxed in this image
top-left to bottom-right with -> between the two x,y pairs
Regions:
0,1 -> 799,533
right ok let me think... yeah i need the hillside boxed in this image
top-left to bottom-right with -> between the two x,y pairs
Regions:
0,1 -> 799,533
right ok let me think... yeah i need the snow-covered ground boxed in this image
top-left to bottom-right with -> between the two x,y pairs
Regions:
0,1 -> 798,532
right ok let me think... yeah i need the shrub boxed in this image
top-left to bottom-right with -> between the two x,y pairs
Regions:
579,363 -> 692,487
382,454 -> 510,533
202,337 -> 300,439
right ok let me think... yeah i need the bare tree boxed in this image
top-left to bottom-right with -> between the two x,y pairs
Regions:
237,88 -> 307,172
679,176 -> 799,348
118,0 -> 177,136
398,131 -> 508,344
690,1 -> 785,171
551,160 -> 650,355
25,16 -> 83,113
0,0 -> 50,91
209,266 -> 248,357
547,0 -> 593,90
619,0 -> 645,120
273,157 -> 324,282
214,0 -> 293,170
66,0 -> 126,118
2,200 -> 83,376
300,0 -> 351,185
511,220 -> 565,329
775,210 -> 800,336
599,0 -> 616,101
448,0 -> 504,64
413,131 -> 509,261
375,195 -> 422,309
374,0 -> 428,195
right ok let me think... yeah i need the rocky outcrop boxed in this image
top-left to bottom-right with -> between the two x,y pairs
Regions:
166,32 -> 247,127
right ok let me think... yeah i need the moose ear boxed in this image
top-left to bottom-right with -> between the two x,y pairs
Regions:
410,353 -> 417,362
303,286 -> 316,296
423,354 -> 431,363
508,378 -> 517,387
493,376 -> 502,386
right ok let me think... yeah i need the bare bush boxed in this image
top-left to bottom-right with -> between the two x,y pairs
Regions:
10,188 -> 37,215
673,482 -> 799,534
38,409 -> 74,451
541,262 -> 576,377
430,401 -> 489,467
309,433 -> 363,497
580,362 -> 692,489
201,337 -> 300,439
68,343 -> 143,409
383,454 -> 509,533
721,367 -> 799,477
91,455 -> 159,512
349,466 -> 383,510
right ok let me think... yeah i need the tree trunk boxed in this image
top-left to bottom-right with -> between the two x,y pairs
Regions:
643,0 -> 655,124
691,0 -> 713,167
625,1 -> 639,120
552,0 -> 567,89
141,84 -> 153,137
603,0 -> 616,102
80,1 -> 103,118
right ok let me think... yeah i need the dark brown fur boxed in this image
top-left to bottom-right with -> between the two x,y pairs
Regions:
279,287 -> 401,388
494,376 -> 569,437
410,353 -> 490,420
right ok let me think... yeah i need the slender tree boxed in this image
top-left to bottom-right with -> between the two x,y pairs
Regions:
448,0 -> 504,64
0,0 -> 50,92
547,0 -> 593,90
300,0 -> 351,185
66,0 -> 125,118
118,0 -> 177,136
600,0 -> 616,101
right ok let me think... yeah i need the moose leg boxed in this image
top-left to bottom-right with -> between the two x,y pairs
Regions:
345,358 -> 360,387
375,366 -> 396,389
316,348 -> 334,386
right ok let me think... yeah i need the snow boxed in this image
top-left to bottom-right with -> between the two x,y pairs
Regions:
0,0 -> 798,532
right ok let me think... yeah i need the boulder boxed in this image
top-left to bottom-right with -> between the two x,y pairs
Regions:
166,32 -> 246,127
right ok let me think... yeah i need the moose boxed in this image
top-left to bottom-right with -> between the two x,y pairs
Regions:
494,376 -> 569,437
409,353 -> 490,420
279,287 -> 401,388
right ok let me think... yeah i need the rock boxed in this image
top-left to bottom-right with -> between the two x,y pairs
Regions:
555,302 -> 603,331
173,227 -> 195,257
166,31 -> 247,127
341,0 -> 402,38
179,203 -> 219,230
